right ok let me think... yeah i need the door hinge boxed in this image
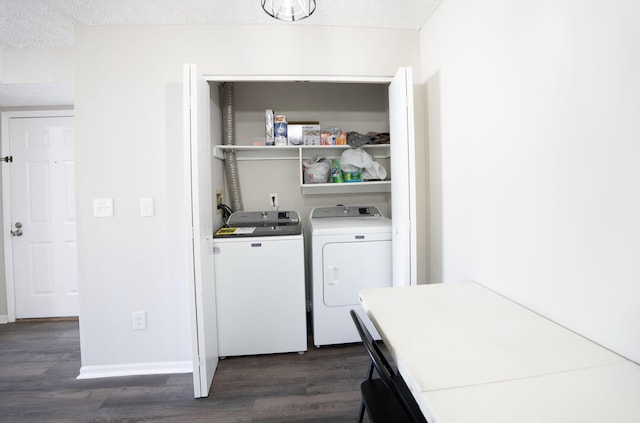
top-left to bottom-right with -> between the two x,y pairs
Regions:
2,156 -> 13,163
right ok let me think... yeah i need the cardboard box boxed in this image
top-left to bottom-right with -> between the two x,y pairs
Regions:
320,132 -> 347,145
289,122 -> 320,146
320,133 -> 335,145
304,128 -> 321,146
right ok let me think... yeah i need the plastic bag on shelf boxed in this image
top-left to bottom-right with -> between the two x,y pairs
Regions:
340,148 -> 387,181
302,157 -> 331,184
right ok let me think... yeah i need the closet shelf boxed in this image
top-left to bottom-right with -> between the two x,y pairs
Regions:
213,144 -> 390,160
301,180 -> 391,194
213,144 -> 391,195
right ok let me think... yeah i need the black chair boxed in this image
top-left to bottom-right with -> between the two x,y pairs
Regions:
350,309 -> 428,423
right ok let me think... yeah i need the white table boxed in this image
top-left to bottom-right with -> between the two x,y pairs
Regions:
359,282 -> 640,423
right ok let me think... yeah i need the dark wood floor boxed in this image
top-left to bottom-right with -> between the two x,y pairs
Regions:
0,320 -> 371,422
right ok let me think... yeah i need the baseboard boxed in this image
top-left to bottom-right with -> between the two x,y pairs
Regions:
0,315 -> 8,324
77,360 -> 192,380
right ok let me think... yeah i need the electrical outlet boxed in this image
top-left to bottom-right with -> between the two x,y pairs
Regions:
215,190 -> 223,214
132,311 -> 146,330
269,193 -> 279,210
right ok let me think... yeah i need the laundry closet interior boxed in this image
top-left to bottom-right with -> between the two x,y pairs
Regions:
213,79 -> 393,217
185,69 -> 416,396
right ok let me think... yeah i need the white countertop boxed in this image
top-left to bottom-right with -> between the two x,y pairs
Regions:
360,282 -> 640,423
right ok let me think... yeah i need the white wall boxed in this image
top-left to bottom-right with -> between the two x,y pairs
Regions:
422,0 -> 640,362
1,48 -> 74,83
74,24 -> 422,373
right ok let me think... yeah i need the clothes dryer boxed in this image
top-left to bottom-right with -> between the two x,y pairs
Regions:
309,205 -> 392,347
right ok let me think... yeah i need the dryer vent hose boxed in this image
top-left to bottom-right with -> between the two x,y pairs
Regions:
221,82 -> 243,212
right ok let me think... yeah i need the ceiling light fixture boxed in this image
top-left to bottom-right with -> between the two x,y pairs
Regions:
261,0 -> 316,22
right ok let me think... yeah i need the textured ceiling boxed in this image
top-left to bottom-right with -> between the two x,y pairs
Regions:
0,0 -> 443,49
0,0 -> 442,107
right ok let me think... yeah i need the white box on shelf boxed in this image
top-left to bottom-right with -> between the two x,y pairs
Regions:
289,122 -> 320,146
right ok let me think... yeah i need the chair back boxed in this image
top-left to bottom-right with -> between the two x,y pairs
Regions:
350,309 -> 427,423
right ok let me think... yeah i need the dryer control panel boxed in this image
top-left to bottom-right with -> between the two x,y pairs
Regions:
311,205 -> 383,219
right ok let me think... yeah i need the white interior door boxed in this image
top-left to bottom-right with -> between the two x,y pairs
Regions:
390,67 -> 418,287
2,111 -> 78,319
184,64 -> 218,398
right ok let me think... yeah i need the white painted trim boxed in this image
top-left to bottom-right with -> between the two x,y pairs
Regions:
1,112 -> 15,323
203,74 -> 394,83
184,64 -> 202,398
77,360 -> 192,380
0,315 -> 8,324
1,110 -> 74,323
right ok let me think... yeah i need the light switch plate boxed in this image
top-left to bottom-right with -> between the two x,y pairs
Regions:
140,198 -> 154,217
93,198 -> 114,217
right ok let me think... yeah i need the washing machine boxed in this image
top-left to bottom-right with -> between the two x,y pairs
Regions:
309,205 -> 392,347
213,210 -> 307,357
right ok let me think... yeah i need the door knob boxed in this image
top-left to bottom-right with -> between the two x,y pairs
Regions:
11,222 -> 23,237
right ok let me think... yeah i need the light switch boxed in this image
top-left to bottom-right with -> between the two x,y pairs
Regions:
93,198 -> 114,217
140,198 -> 154,217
